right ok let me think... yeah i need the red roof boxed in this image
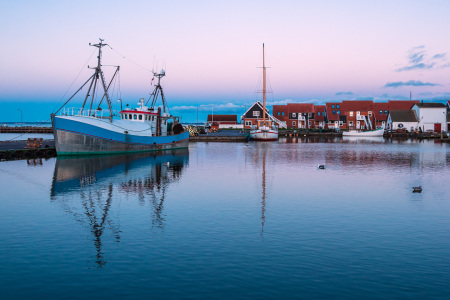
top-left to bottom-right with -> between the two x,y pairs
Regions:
325,102 -> 342,121
314,105 -> 326,121
373,102 -> 389,121
287,103 -> 315,113
388,100 -> 419,110
341,100 -> 374,112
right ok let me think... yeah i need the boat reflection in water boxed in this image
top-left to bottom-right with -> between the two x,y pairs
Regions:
50,149 -> 189,267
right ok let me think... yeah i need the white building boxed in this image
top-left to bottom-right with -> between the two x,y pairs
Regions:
386,110 -> 419,132
411,103 -> 447,132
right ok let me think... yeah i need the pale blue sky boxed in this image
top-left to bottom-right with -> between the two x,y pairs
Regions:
1,0 -> 450,122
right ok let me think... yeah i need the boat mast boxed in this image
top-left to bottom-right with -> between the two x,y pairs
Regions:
80,39 -> 115,122
146,70 -> 169,115
262,43 -> 266,125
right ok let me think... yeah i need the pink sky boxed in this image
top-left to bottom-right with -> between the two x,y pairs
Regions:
1,0 -> 450,121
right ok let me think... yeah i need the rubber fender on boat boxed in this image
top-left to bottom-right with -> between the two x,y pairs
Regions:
173,123 -> 184,135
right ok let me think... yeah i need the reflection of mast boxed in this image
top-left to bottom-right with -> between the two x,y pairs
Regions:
262,43 -> 267,125
261,149 -> 266,236
81,184 -> 118,267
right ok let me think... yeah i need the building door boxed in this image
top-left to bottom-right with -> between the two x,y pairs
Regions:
434,123 -> 441,132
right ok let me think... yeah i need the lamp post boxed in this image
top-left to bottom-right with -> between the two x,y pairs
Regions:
17,109 -> 22,126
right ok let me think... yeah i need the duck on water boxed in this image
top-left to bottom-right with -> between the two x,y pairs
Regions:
51,39 -> 189,156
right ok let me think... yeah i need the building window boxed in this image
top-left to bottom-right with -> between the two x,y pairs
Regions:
384,110 -> 388,114
253,111 -> 260,117
332,110 -> 336,114
339,121 -> 343,126
337,104 -> 340,109
380,110 -> 383,114
277,112 -> 280,116
368,111 -> 372,116
308,121 -> 311,126
357,111 -> 360,115
349,121 -> 353,126
317,112 -> 321,116
282,112 -> 284,116
331,105 -> 335,109
337,110 -> 341,114
293,121 -> 296,126
245,121 -> 252,126
292,113 -> 296,117
349,111 -> 353,116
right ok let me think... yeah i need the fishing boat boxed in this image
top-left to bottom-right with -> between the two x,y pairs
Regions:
342,128 -> 384,137
51,39 -> 189,156
250,44 -> 278,141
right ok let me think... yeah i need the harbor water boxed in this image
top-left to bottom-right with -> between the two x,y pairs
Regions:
1,138 -> 449,299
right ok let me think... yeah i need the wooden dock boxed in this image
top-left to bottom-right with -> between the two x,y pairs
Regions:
0,126 -> 53,133
0,139 -> 56,160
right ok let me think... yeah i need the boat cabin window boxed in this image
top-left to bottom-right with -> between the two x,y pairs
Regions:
134,114 -> 137,120
129,114 -> 132,119
139,115 -> 142,120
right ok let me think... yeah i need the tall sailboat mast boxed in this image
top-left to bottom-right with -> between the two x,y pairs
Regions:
262,43 -> 266,124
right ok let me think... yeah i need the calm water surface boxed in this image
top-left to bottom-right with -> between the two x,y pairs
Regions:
1,138 -> 449,299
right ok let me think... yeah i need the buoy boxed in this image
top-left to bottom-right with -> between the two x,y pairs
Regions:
412,186 -> 422,193
318,164 -> 325,169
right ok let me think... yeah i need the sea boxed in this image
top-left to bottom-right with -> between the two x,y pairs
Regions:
1,138 -> 449,299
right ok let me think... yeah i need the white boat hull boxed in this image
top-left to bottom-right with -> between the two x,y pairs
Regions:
250,129 -> 278,141
52,115 -> 189,155
343,129 -> 384,137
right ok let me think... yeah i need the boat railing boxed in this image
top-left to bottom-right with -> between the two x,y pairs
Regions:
60,108 -> 119,119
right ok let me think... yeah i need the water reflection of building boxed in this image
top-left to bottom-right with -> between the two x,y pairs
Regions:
50,149 -> 189,267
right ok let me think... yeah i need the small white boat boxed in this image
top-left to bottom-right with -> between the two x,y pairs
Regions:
342,128 -> 384,137
249,43 -> 278,141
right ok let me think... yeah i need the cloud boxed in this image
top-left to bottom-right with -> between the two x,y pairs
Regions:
384,80 -> 441,88
335,91 -> 353,96
432,53 -> 446,60
171,105 -> 197,111
271,99 -> 294,105
353,96 -> 374,100
396,46 -> 449,72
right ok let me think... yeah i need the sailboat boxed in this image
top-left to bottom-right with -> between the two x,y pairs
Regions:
51,39 -> 189,156
250,43 -> 278,141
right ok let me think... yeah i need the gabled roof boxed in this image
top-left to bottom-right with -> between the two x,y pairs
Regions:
388,100 -> 419,110
389,110 -> 418,122
207,114 -> 237,122
414,102 -> 446,108
242,101 -> 270,116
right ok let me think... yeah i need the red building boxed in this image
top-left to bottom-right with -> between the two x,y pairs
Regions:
273,103 -> 315,128
314,105 -> 326,128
